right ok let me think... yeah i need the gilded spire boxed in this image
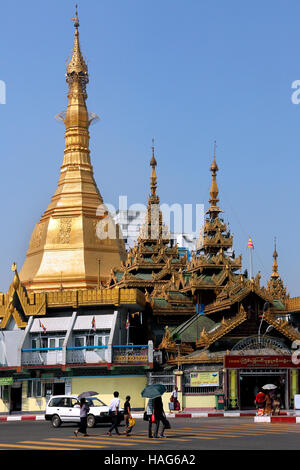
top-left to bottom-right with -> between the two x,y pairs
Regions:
150,138 -> 158,201
271,237 -> 280,279
63,7 -> 91,168
267,238 -> 288,301
207,141 -> 223,218
67,5 -> 88,75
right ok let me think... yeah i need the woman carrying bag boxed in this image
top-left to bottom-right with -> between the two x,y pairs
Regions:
153,396 -> 170,439
124,395 -> 135,436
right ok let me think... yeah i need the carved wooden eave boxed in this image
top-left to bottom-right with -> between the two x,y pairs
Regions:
0,266 -> 146,330
158,326 -> 194,354
266,277 -> 288,303
196,305 -> 247,348
0,264 -> 46,329
204,218 -> 227,233
263,310 -> 300,342
204,275 -> 272,316
285,296 -> 300,313
202,232 -> 233,249
166,350 -> 224,365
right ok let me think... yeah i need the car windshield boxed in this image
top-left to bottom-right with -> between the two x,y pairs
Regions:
85,398 -> 106,407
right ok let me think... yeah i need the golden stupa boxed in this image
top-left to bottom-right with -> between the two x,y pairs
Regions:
19,10 -> 126,291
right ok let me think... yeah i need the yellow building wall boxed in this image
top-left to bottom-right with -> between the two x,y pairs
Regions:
182,395 -> 215,409
0,397 -> 9,413
72,375 -> 148,409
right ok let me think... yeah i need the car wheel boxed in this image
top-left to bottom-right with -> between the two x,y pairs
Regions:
87,414 -> 96,428
51,414 -> 61,428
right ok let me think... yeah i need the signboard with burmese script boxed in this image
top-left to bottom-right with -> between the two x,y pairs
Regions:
190,372 -> 219,387
224,355 -> 298,369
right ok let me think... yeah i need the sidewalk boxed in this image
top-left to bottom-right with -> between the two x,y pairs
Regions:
0,409 -> 294,422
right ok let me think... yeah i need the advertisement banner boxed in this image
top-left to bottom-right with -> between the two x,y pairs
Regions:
0,377 -> 13,386
190,372 -> 219,387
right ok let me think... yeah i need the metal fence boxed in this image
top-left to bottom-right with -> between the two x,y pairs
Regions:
148,372 -> 175,392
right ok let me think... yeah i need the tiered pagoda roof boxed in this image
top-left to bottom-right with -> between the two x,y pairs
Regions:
181,143 -> 242,300
107,143 -> 195,320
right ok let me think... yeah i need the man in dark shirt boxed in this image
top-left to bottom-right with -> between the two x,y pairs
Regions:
124,395 -> 133,435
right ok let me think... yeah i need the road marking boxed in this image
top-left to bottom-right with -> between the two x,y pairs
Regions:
47,435 -> 191,444
0,443 -> 77,450
47,437 -> 133,446
21,440 -> 105,449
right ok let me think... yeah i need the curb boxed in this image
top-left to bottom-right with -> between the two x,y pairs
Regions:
254,416 -> 300,423
0,411 -> 292,422
0,412 -> 257,422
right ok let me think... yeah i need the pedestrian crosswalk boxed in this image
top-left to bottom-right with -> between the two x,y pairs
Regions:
1,423 -> 300,450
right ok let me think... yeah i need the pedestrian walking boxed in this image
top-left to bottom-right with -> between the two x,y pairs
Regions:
74,398 -> 90,437
124,395 -> 133,436
146,398 -> 154,438
170,386 -> 180,411
107,391 -> 120,436
255,388 -> 266,415
272,393 -> 281,416
153,395 -> 168,438
264,392 -> 273,416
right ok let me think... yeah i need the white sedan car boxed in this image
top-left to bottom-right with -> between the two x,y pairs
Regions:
45,395 -> 124,428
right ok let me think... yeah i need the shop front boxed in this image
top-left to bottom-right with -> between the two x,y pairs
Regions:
225,355 -> 299,410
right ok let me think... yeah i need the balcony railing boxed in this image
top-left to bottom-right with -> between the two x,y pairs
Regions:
112,345 -> 149,364
21,341 -> 153,368
66,346 -> 108,364
22,348 -> 63,366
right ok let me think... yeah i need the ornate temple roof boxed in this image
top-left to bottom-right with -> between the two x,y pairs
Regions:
182,144 -> 242,296
0,263 -> 145,329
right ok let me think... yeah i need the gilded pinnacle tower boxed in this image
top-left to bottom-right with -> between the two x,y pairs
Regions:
267,238 -> 288,301
19,9 -> 126,291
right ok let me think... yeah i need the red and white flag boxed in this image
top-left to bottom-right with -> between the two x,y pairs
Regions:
92,316 -> 96,332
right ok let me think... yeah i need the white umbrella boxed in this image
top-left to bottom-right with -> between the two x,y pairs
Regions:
262,384 -> 277,390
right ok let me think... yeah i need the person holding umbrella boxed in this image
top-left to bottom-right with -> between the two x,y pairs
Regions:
141,384 -> 170,439
74,397 -> 90,437
74,392 -> 97,437
153,395 -> 168,438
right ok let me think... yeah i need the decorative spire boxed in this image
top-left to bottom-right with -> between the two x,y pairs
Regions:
207,141 -> 223,218
62,7 -> 91,168
271,237 -> 280,279
267,238 -> 288,301
150,138 -> 158,201
66,5 -> 89,97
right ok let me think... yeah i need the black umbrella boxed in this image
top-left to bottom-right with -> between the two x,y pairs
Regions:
141,384 -> 166,398
78,391 -> 98,399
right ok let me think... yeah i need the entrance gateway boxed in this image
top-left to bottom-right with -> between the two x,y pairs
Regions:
225,336 -> 297,410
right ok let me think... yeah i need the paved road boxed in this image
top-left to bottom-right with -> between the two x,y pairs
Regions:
0,418 -> 300,453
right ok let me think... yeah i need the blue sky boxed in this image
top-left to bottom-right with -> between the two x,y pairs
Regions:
0,0 -> 299,295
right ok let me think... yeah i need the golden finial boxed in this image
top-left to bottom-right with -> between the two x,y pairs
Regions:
150,138 -> 158,198
210,140 -> 219,172
67,4 -> 88,78
71,4 -> 79,28
207,140 -> 222,217
271,237 -> 280,279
